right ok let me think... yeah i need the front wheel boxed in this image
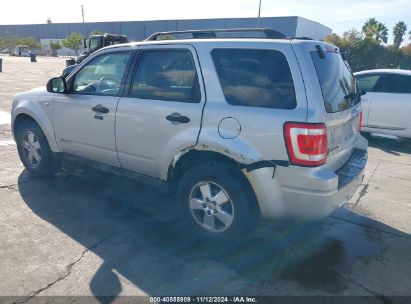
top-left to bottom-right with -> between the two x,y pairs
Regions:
178,162 -> 258,242
16,120 -> 61,176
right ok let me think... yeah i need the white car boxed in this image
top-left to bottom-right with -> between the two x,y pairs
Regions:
355,69 -> 411,140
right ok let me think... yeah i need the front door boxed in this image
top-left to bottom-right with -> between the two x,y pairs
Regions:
355,73 -> 381,127
53,50 -> 132,167
116,45 -> 205,179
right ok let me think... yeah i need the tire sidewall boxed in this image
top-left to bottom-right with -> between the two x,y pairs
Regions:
178,162 -> 256,241
16,120 -> 53,175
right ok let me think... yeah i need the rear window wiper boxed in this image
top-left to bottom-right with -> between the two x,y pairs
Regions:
345,92 -> 363,104
344,92 -> 356,100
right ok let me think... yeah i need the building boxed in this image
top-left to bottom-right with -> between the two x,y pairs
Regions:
1,16 -> 332,56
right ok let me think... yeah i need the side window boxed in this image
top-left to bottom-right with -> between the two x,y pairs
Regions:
376,74 -> 411,94
356,74 -> 381,92
72,52 -> 131,96
211,48 -> 296,109
130,49 -> 201,103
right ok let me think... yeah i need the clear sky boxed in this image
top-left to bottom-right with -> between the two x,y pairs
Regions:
1,0 -> 411,43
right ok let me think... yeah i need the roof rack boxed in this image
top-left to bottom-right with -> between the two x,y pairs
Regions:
145,28 -> 286,41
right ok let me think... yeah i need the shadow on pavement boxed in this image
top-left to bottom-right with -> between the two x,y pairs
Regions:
17,166 -> 410,299
364,134 -> 411,156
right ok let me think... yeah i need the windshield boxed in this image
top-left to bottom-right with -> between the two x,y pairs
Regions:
311,50 -> 358,113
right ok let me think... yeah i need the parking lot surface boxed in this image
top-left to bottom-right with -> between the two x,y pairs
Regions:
0,56 -> 411,301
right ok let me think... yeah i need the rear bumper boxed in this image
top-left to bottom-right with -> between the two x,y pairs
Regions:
244,138 -> 368,221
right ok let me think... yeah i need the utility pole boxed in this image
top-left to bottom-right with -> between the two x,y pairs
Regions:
81,5 -> 85,37
257,0 -> 262,28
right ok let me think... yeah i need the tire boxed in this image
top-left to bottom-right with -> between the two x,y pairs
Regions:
15,120 -> 61,176
177,161 -> 258,242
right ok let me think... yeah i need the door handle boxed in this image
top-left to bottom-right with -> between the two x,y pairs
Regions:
166,113 -> 190,124
92,104 -> 109,114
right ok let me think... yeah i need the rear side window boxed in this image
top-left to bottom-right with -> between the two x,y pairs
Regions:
311,50 -> 357,113
130,49 -> 201,103
356,74 -> 381,92
376,74 -> 411,94
211,49 -> 297,109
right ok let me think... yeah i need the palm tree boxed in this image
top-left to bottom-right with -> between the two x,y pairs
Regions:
362,18 -> 388,43
393,21 -> 407,49
362,18 -> 378,38
375,23 -> 389,43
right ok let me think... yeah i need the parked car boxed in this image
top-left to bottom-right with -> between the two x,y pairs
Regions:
11,29 -> 367,241
62,33 -> 128,77
355,69 -> 411,140
13,45 -> 30,57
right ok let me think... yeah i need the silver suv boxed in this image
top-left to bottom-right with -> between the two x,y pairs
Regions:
11,29 -> 368,241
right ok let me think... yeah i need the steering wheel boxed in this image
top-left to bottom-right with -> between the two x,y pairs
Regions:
96,75 -> 121,92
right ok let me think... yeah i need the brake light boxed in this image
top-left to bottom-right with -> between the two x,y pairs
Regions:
359,111 -> 363,129
284,122 -> 328,167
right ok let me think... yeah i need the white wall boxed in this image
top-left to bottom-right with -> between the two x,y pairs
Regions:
40,39 -> 84,56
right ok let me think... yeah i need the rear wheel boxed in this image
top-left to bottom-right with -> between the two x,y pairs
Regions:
178,161 -> 258,242
16,120 -> 61,176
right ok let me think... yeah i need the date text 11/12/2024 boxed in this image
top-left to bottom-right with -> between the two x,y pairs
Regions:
149,296 -> 258,303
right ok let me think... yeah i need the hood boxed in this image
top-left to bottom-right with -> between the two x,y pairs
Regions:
14,87 -> 47,100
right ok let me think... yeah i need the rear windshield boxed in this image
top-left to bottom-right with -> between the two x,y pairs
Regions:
311,50 -> 358,113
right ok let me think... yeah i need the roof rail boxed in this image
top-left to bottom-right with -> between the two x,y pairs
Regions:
145,28 -> 286,41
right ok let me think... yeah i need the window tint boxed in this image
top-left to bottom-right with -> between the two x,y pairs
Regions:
311,51 -> 357,113
130,50 -> 201,103
89,38 -> 99,50
356,74 -> 381,92
376,74 -> 411,94
73,52 -> 130,96
211,49 -> 296,109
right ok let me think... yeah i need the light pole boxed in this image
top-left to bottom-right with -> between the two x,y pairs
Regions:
257,0 -> 262,28
81,5 -> 86,37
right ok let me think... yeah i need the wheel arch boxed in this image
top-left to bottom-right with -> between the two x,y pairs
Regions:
12,108 -> 59,152
168,149 -> 261,217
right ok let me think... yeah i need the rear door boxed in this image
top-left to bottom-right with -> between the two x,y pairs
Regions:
115,44 -> 205,179
368,74 -> 411,130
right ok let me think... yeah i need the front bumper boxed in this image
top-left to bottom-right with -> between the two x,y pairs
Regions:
244,143 -> 368,221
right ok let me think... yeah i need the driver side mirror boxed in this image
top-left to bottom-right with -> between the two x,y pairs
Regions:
47,77 -> 67,93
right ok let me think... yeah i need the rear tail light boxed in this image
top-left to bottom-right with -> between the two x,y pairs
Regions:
359,111 -> 363,129
284,122 -> 328,167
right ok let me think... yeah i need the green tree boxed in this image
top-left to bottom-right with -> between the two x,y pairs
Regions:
19,37 -> 41,49
90,29 -> 104,36
62,32 -> 84,56
49,40 -> 62,56
325,30 -> 390,71
375,23 -> 389,43
362,18 -> 378,38
393,21 -> 407,49
362,18 -> 388,43
400,43 -> 411,69
324,33 -> 341,46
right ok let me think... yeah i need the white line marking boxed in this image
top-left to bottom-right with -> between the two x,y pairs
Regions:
0,111 -> 11,125
0,139 -> 15,146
